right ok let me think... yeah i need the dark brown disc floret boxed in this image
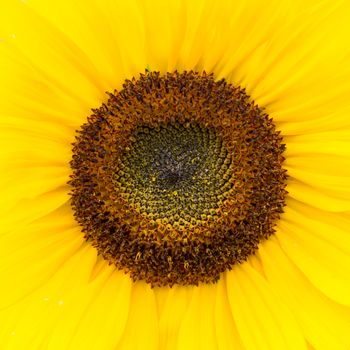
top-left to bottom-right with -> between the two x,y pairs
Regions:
69,71 -> 287,287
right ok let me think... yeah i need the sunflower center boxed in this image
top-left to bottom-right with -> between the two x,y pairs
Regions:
69,71 -> 287,287
116,123 -> 233,232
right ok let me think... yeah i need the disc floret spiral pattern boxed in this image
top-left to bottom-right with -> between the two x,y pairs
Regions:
69,71 -> 287,286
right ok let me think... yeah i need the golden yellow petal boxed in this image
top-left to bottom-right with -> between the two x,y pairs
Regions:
285,198 -> 350,255
46,266 -> 131,349
155,286 -> 193,350
260,237 -> 350,350
155,275 -> 245,350
284,142 -> 350,205
215,275 -> 246,350
117,282 -> 159,350
0,2 -> 106,130
0,243 -> 98,348
255,1 -> 350,121
1,188 -> 70,235
25,0 -> 147,80
279,110 -> 350,135
227,263 -> 307,350
176,283 -> 218,350
0,119 -> 71,212
66,269 -> 131,349
0,203 -> 80,307
277,201 -> 350,306
285,131 -> 350,157
286,178 -> 350,212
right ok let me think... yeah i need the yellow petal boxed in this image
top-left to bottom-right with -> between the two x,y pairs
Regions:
284,131 -> 350,156
284,198 -> 350,255
1,188 -> 70,234
285,150 -> 350,203
117,282 -> 159,350
285,153 -> 350,178
0,243 -> 98,349
0,229 -> 83,310
155,285 -> 193,350
277,108 -> 350,135
0,122 -> 71,211
215,275 -> 246,350
136,0 -> 185,72
0,167 -> 69,214
0,202 -> 82,308
256,1 -> 350,122
260,237 -> 350,350
25,0 -> 145,81
0,1 -> 105,102
276,218 -> 350,306
67,268 -> 131,349
286,178 -> 350,212
227,262 -> 307,350
176,284 -> 218,350
178,0 -> 233,71
155,277 -> 245,350
45,265 -> 131,350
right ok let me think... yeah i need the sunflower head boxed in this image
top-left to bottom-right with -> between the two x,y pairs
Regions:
2,0 -> 350,348
69,71 -> 287,286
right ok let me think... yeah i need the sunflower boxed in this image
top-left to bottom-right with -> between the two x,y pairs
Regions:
1,0 -> 350,349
